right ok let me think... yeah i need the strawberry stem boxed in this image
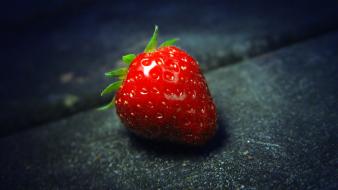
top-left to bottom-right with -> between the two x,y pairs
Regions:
144,25 -> 159,52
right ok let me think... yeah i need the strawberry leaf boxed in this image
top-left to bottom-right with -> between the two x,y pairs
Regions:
122,54 -> 136,65
97,99 -> 115,111
101,80 -> 123,96
105,68 -> 128,78
159,38 -> 179,47
144,25 -> 159,52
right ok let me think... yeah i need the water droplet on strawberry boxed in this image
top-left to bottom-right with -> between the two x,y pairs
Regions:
169,49 -> 176,54
149,66 -> 161,80
151,87 -> 160,94
135,72 -> 143,80
192,90 -> 196,99
129,92 -> 134,98
180,65 -> 187,70
168,62 -> 179,72
148,101 -> 154,109
164,71 -> 175,81
179,91 -> 184,96
157,58 -> 164,65
140,88 -> 148,95
140,58 -> 150,66
156,113 -> 163,119
187,108 -> 196,114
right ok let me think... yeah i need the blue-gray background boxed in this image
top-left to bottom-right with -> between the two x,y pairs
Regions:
0,0 -> 338,189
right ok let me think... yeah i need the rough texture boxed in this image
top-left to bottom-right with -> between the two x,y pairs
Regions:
1,32 -> 337,189
2,0 -> 338,134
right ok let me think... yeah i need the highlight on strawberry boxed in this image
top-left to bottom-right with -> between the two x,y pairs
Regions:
99,26 -> 217,145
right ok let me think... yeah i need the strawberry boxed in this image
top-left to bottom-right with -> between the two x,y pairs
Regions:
100,26 -> 216,145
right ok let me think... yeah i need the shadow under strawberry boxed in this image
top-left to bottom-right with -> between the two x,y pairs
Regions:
127,110 -> 229,158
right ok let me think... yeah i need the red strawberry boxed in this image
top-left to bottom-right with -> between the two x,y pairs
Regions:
100,26 -> 216,145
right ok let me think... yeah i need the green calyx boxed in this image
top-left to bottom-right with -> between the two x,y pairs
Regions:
97,98 -> 115,111
122,54 -> 136,65
144,25 -> 179,52
159,38 -> 179,48
144,25 -> 159,52
98,25 -> 178,111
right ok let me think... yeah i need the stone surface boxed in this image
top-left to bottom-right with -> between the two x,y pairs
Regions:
2,0 -> 338,134
1,32 -> 337,189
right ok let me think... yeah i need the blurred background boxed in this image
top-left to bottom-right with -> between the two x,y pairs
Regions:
1,0 -> 338,136
1,0 -> 338,189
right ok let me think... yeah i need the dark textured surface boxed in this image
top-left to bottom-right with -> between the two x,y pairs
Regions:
1,32 -> 337,189
2,0 -> 338,134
